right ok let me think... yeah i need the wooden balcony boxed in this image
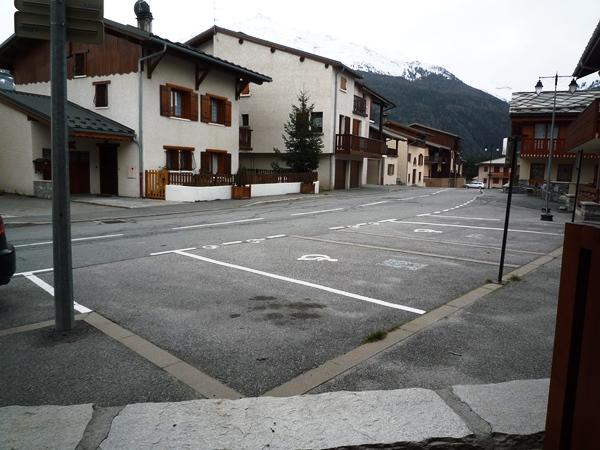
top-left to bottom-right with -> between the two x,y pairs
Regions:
239,126 -> 252,151
520,138 -> 567,157
353,95 -> 367,116
566,98 -> 600,152
336,134 -> 387,156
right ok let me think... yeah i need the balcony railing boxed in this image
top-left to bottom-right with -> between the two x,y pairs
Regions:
521,138 -> 566,156
239,126 -> 252,150
353,95 -> 367,116
336,133 -> 387,156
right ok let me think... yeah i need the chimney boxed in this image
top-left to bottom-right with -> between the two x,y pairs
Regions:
134,0 -> 153,33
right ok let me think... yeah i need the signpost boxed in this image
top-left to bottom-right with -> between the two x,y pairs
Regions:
14,0 -> 104,331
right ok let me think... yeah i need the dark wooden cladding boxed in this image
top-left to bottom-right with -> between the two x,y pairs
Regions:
12,31 -> 141,85
566,99 -> 600,150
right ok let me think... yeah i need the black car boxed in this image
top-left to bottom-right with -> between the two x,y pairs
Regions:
0,215 -> 16,285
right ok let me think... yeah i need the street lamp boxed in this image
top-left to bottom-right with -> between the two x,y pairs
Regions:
483,147 -> 500,189
535,73 -> 578,221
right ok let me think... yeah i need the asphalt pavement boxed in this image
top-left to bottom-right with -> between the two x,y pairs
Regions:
0,187 -> 568,405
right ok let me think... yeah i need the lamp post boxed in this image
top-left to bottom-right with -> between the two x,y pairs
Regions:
535,74 -> 578,221
483,147 -> 500,189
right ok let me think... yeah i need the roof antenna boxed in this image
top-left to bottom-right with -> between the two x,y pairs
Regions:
213,0 -> 216,26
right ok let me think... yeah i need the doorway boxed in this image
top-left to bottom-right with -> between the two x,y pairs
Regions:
335,160 -> 347,189
99,144 -> 119,196
350,161 -> 360,188
69,151 -> 90,194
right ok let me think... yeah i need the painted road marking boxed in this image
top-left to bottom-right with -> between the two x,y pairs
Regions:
154,249 -> 425,314
421,215 -> 501,221
15,233 -> 125,248
359,201 -> 389,207
294,235 -> 520,268
266,234 -> 287,239
342,229 -> 546,255
395,221 -> 562,236
297,254 -> 338,262
14,267 -> 55,277
290,208 -> 344,216
414,229 -> 443,233
172,218 -> 265,230
21,272 -> 92,313
222,241 -> 243,246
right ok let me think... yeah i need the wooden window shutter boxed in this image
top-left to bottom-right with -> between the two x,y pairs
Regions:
200,151 -> 210,173
344,116 -> 351,134
200,95 -> 211,123
224,100 -> 232,127
190,92 -> 199,121
160,85 -> 171,116
224,153 -> 232,175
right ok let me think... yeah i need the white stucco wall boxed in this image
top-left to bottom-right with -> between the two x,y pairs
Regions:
0,101 -> 35,195
15,53 -> 241,197
382,156 -> 398,185
166,184 -> 232,202
406,146 -> 427,186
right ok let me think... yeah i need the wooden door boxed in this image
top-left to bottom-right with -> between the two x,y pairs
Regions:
69,151 -> 90,194
335,160 -> 347,189
99,144 -> 118,196
350,161 -> 360,188
352,119 -> 361,136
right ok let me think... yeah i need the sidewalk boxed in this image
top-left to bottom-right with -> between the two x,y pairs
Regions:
1,378 -> 548,449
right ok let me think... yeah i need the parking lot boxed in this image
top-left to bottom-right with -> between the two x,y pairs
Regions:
0,188 -> 566,402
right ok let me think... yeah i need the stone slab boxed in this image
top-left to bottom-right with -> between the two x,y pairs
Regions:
452,378 -> 549,435
0,404 -> 93,450
100,389 -> 471,449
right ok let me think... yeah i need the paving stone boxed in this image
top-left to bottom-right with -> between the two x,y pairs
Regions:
452,378 -> 549,435
100,389 -> 470,449
0,404 -> 93,450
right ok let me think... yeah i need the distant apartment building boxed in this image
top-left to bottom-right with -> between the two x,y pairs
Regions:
187,26 -> 395,190
475,157 -> 512,189
510,91 -> 600,189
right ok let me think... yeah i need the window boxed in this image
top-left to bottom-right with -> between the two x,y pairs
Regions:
493,178 -> 499,184
413,157 -> 417,165
418,154 -> 423,166
387,164 -> 394,176
557,164 -> 573,182
201,150 -> 232,175
311,112 -> 323,133
494,166 -> 500,172
241,114 -> 249,127
338,114 -> 351,134
164,146 -> 195,171
93,81 -> 109,108
160,84 -> 198,121
201,94 -> 231,126
240,83 -> 250,96
340,76 -> 347,91
408,173 -> 411,183
484,166 -> 488,172
418,172 -> 422,181
407,153 -> 411,162
74,53 -> 86,77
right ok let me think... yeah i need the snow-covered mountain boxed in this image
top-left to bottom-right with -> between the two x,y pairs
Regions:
223,14 -> 457,82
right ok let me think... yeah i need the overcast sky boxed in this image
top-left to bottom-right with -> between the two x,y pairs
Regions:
2,0 -> 599,98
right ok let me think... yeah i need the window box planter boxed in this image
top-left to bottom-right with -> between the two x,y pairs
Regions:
232,185 -> 251,199
300,182 -> 315,194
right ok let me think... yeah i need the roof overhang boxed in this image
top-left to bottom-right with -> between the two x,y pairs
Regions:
573,20 -> 600,78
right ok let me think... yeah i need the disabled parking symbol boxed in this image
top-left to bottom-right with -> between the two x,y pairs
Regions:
297,254 -> 338,262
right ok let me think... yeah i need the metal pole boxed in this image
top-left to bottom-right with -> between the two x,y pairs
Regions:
541,74 -> 558,221
498,137 -> 518,284
51,0 -> 74,331
488,149 -> 492,189
571,149 -> 583,222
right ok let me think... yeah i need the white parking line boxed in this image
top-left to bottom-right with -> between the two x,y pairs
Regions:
22,272 -> 92,313
395,221 -> 562,236
172,218 -> 265,230
222,241 -> 243,246
291,208 -> 344,216
155,250 -> 425,314
15,233 -> 124,248
420,214 -> 502,222
266,234 -> 287,239
358,201 -> 389,207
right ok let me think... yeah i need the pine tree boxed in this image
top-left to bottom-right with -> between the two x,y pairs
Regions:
272,91 -> 323,172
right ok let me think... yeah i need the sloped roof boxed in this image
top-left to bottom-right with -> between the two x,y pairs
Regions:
186,25 -> 362,79
0,89 -> 135,139
0,20 -> 272,85
509,90 -> 600,115
409,123 -> 461,139
475,157 -> 505,166
573,20 -> 600,78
